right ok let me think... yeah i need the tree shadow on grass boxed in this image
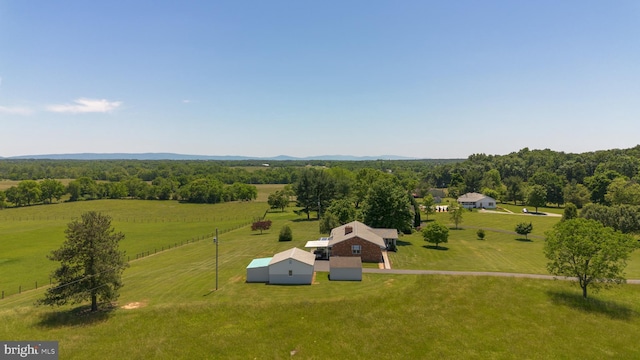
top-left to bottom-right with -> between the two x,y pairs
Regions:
423,245 -> 449,251
291,218 -> 318,223
515,238 -> 533,242
547,290 -> 637,321
395,239 -> 412,247
37,303 -> 116,328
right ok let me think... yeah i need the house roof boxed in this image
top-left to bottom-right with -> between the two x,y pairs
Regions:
247,257 -> 272,268
371,228 -> 399,239
457,192 -> 493,202
330,256 -> 362,269
269,247 -> 316,266
328,221 -> 388,248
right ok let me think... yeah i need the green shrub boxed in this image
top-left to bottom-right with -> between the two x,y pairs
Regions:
279,225 -> 293,242
477,229 -> 486,240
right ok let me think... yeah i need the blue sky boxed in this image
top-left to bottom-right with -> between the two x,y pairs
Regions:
1,1 -> 639,158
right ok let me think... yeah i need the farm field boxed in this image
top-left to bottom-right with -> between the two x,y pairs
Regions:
2,197 -> 640,358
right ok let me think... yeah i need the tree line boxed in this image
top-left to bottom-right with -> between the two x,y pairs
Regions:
0,177 -> 257,208
5,146 -> 640,230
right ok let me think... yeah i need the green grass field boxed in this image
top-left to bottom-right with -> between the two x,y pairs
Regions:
2,196 -> 640,358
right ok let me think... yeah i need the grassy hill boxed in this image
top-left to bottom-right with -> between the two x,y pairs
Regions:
1,199 -> 640,358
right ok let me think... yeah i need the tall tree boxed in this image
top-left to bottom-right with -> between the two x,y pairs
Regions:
530,171 -> 564,206
294,169 -> 315,220
319,212 -> 340,234
268,190 -> 289,211
17,180 -> 41,206
526,185 -> 547,213
39,212 -> 128,312
422,194 -> 436,221
449,205 -> 464,230
504,176 -> 524,205
362,177 -> 412,232
40,178 -> 66,204
294,168 -> 337,220
326,198 -> 357,224
4,186 -> 22,206
605,178 -> 640,206
312,170 -> 337,219
544,218 -> 638,298
563,182 -> 591,208
584,170 -> 620,204
353,168 -> 383,208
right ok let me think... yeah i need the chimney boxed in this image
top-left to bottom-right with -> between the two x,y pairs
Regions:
345,226 -> 353,235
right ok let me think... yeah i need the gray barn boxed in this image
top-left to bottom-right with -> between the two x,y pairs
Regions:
329,256 -> 362,281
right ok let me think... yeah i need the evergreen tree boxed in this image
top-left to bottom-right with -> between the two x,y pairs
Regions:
39,212 -> 128,312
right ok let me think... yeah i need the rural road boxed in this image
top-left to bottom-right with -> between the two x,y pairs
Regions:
314,261 -> 640,284
361,268 -> 640,284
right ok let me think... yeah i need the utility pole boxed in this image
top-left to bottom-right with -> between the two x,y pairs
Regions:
214,228 -> 218,291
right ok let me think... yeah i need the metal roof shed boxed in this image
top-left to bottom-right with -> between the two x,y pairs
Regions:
246,257 -> 272,283
268,248 -> 315,285
329,256 -> 362,281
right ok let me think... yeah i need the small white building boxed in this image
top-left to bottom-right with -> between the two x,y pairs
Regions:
268,247 -> 316,285
246,257 -> 272,283
457,192 -> 497,209
329,256 -> 362,281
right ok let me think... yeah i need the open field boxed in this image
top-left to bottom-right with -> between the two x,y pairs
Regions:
2,199 -> 640,358
2,228 -> 640,359
0,200 -> 269,298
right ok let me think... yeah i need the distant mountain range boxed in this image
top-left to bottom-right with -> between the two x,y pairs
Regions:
1,153 -> 419,161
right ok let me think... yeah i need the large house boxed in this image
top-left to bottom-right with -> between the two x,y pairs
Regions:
457,192 -> 497,209
328,221 -> 398,262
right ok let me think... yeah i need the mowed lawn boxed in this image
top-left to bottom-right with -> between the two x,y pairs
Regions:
2,224 -> 640,359
3,197 -> 640,358
0,199 -> 269,297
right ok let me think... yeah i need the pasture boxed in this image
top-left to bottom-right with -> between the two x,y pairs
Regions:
2,197 -> 640,358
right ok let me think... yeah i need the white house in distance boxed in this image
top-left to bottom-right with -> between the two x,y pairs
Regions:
267,247 -> 316,285
457,192 -> 497,209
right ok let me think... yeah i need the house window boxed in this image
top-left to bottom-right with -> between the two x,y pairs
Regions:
288,270 -> 293,277
352,245 -> 361,255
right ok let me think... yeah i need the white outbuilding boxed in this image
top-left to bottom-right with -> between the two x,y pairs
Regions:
268,247 -> 316,285
329,256 -> 362,281
246,257 -> 272,283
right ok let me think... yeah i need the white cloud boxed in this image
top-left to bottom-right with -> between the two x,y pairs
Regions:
47,98 -> 122,114
0,105 -> 34,115
182,99 -> 193,103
